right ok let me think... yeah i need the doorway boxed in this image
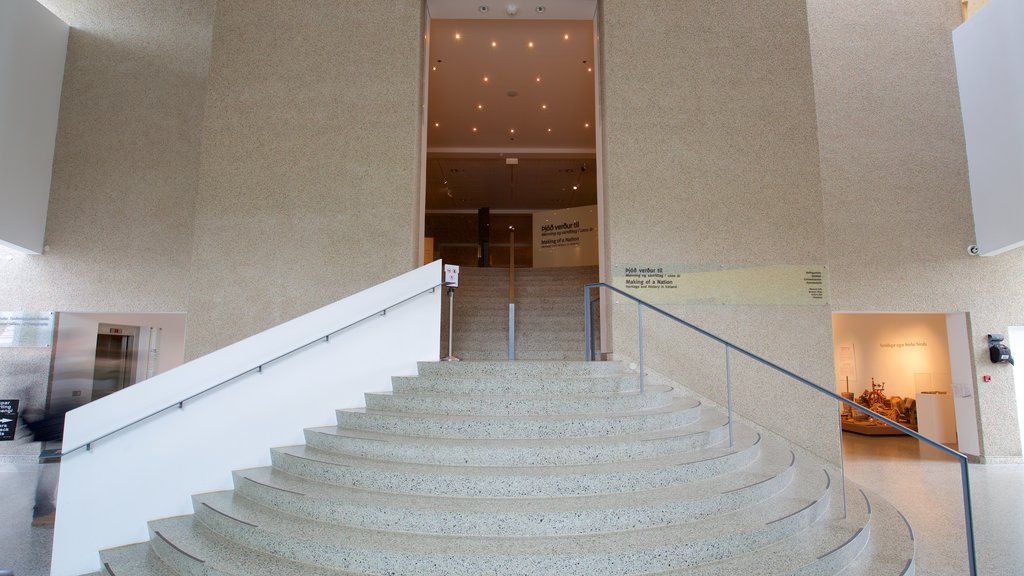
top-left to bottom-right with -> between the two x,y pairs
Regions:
832,312 -> 980,454
420,2 -> 603,272
90,323 -> 140,402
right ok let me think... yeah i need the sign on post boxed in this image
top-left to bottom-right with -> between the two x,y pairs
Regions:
0,399 -> 19,441
444,264 -> 460,287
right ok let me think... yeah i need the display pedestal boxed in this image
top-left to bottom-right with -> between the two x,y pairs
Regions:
841,419 -> 910,436
916,392 -> 957,445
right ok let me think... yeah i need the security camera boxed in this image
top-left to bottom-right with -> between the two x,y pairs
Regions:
968,245 -> 980,256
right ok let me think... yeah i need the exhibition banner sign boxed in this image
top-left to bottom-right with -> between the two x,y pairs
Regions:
610,264 -> 829,305
0,311 -> 54,347
532,205 -> 599,268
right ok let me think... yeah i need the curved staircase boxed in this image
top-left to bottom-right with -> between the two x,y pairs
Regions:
89,361 -> 916,575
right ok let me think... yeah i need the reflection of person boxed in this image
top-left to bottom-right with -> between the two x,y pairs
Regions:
21,407 -> 65,442
20,407 -> 64,525
21,405 -> 65,440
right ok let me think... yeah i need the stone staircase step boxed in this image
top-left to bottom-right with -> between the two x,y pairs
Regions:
269,426 -> 763,498
336,396 -> 701,439
147,515 -> 361,576
184,468 -> 831,576
649,481 -> 871,575
415,360 -> 624,378
84,358 -> 915,575
363,384 -> 676,416
232,439 -> 803,537
391,371 -> 640,396
825,488 -> 916,575
304,410 -> 729,466
442,267 -> 595,359
98,541 -> 177,576
456,348 -> 581,361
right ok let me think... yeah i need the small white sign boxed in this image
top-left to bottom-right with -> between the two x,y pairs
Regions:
444,264 -> 460,287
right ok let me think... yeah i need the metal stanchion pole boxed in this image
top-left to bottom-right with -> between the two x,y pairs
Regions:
442,286 -> 460,362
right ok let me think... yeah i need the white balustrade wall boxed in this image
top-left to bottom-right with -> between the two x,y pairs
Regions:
51,261 -> 442,576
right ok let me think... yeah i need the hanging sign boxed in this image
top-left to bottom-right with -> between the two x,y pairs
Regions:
444,264 -> 460,287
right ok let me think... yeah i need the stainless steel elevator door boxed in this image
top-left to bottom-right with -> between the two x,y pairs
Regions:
91,333 -> 137,401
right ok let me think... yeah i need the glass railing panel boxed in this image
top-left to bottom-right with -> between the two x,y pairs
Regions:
583,282 -> 977,575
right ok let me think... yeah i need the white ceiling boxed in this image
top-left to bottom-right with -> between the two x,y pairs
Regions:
425,4 -> 597,211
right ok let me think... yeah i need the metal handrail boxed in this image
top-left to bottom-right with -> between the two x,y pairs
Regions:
584,281 -> 977,576
58,283 -> 442,457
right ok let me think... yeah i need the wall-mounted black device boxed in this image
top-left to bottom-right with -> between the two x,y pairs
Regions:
987,333 -> 1014,366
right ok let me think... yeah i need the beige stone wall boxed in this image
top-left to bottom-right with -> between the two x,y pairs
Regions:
184,0 -> 424,357
0,0 -> 215,314
600,1 -> 839,463
1,0 -> 425,359
807,0 -> 1024,461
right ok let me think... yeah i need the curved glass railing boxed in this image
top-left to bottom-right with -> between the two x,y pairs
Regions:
584,282 -> 977,575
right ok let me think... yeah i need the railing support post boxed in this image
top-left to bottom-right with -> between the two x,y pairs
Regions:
584,286 -> 593,361
725,345 -> 733,448
637,302 -> 645,393
962,459 -> 978,576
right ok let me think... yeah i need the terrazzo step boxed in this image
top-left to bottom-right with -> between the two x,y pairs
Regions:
305,410 -> 729,466
487,331 -> 586,346
269,427 -> 763,498
454,348 -> 581,360
336,396 -> 701,439
97,542 -> 177,576
414,359 -> 625,378
449,327 -> 582,342
390,371 -> 638,395
183,470 -> 831,576
649,480 -> 872,575
362,384 -> 676,416
233,440 -> 803,537
147,515 -> 363,576
829,488 -> 916,576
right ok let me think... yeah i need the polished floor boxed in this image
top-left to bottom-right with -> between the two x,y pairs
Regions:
1,434 -> 1022,575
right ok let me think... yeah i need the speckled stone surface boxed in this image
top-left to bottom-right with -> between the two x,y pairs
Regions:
805,0 -> 1024,461
83,361 -> 918,574
302,411 -> 729,466
440,267 -> 597,361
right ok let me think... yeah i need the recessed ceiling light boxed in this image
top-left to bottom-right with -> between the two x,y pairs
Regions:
541,104 -> 547,110
588,67 -> 593,72
492,41 -> 497,47
547,128 -> 552,132
434,122 -> 440,127
584,123 -> 590,128
536,77 -> 541,82
455,33 -> 461,40
528,41 -> 534,48
483,76 -> 489,82
432,66 -> 437,71
510,128 -> 515,133
472,127 -> 478,132
564,34 -> 570,40
477,104 -> 484,109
